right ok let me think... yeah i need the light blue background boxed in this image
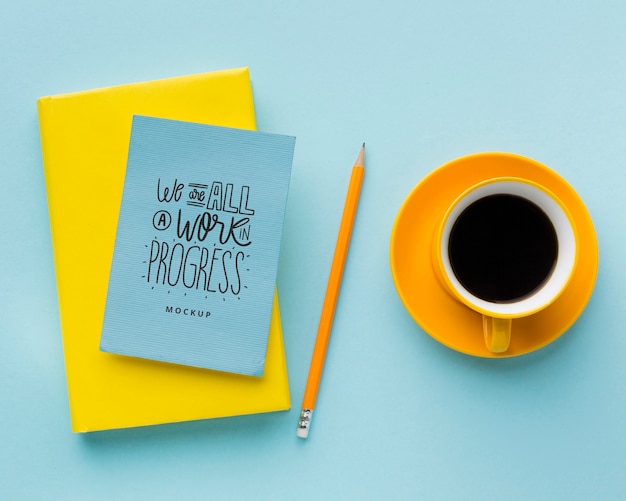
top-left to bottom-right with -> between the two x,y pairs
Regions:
2,1 -> 625,499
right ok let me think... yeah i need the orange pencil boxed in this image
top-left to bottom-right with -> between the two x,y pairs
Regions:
297,144 -> 365,439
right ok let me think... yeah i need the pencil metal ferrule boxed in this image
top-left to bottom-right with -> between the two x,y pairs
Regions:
297,408 -> 313,438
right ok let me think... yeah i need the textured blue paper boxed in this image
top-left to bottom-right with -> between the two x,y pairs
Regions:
100,116 -> 295,376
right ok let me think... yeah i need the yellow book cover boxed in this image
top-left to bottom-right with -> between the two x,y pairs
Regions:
38,68 -> 291,432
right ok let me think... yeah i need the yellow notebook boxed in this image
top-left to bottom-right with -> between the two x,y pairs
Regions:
38,68 -> 290,432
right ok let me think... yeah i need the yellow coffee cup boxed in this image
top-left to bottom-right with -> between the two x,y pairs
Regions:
433,177 -> 579,353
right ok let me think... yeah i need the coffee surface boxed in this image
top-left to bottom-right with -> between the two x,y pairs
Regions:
448,194 -> 558,303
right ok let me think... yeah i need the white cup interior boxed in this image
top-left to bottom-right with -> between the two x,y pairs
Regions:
440,179 -> 577,317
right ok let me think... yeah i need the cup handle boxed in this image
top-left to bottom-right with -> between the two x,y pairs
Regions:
482,316 -> 511,353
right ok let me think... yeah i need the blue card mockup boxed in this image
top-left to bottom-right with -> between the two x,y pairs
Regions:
100,116 -> 295,376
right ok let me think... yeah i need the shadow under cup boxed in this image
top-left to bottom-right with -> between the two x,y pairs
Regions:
435,178 -> 579,353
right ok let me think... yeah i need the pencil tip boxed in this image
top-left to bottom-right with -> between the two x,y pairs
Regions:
355,144 -> 365,167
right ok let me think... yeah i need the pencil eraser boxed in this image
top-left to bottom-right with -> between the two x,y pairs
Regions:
297,408 -> 312,439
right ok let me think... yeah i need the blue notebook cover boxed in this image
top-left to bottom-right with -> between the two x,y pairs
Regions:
100,116 -> 296,376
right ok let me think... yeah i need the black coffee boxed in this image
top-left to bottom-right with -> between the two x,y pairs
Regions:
448,194 -> 558,303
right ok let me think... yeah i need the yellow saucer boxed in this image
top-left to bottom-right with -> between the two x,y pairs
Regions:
390,152 -> 598,357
